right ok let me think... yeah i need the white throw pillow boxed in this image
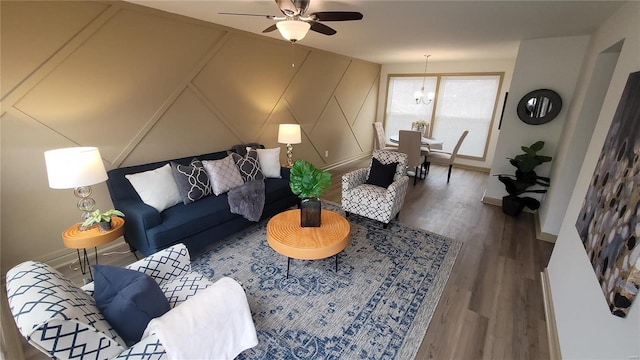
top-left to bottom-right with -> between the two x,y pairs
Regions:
125,163 -> 182,212
255,147 -> 281,178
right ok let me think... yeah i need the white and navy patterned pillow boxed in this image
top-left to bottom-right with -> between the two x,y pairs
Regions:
170,159 -> 212,205
231,148 -> 265,182
202,155 -> 245,196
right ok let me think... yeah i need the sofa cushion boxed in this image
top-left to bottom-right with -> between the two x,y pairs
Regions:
231,148 -> 265,182
125,163 -> 182,212
202,155 -> 244,196
93,265 -> 170,346
146,193 -> 239,249
170,159 -> 212,205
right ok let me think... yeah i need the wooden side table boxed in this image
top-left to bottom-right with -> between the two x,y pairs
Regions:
267,209 -> 350,278
62,217 -> 125,280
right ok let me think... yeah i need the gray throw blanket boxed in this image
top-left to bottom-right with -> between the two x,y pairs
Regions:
228,180 -> 265,222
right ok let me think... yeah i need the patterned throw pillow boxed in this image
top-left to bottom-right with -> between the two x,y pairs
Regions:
170,159 -> 212,205
202,155 -> 245,196
231,148 -> 265,182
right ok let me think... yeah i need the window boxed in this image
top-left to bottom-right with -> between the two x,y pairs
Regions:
384,73 -> 502,160
384,75 -> 437,143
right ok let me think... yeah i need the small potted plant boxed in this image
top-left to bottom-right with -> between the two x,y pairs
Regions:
81,208 -> 125,232
496,141 -> 552,216
289,159 -> 331,227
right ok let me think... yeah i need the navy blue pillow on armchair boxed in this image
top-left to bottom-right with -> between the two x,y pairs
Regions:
92,265 -> 170,346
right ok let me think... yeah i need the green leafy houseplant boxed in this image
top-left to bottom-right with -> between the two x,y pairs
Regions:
289,159 -> 331,199
81,208 -> 125,231
289,160 -> 331,227
497,141 -> 552,216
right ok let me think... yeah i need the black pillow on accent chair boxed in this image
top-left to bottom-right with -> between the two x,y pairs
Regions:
366,158 -> 398,189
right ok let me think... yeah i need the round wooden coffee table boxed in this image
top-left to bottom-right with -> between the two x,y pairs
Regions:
267,209 -> 350,278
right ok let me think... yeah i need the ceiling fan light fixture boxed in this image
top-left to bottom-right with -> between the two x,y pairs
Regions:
276,20 -> 311,42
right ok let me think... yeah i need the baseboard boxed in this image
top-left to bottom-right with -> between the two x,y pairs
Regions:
535,212 -> 558,244
452,163 -> 490,173
323,152 -> 371,171
541,269 -> 562,360
481,195 -> 502,206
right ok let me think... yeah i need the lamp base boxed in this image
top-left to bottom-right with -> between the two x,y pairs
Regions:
286,143 -> 294,167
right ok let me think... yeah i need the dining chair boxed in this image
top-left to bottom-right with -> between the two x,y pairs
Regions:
398,130 -> 424,185
373,122 -> 398,151
425,130 -> 469,183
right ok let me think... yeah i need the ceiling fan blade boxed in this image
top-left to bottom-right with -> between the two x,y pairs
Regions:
309,11 -> 363,21
262,24 -> 278,33
309,21 -> 337,36
219,12 -> 276,19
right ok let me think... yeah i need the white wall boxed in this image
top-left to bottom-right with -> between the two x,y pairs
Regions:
484,36 -> 590,218
548,2 -> 640,358
539,49 -> 620,236
378,59 -> 516,170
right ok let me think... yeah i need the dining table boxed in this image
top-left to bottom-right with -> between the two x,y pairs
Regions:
389,134 -> 443,151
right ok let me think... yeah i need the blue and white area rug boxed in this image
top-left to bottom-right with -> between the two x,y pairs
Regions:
191,202 -> 461,359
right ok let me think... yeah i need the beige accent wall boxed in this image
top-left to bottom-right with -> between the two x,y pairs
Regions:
0,1 -> 380,274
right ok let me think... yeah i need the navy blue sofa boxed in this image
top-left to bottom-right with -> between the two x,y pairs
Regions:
106,149 -> 298,257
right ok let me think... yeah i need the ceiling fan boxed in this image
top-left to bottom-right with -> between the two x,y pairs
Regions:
220,0 -> 363,43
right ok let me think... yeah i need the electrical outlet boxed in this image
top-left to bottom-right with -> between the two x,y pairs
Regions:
325,150 -> 329,157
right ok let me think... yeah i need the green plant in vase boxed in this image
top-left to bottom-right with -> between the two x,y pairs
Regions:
289,159 -> 331,227
81,208 -> 125,232
496,141 -> 552,216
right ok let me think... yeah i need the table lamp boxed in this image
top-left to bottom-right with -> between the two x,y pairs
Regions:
44,147 -> 108,229
278,124 -> 302,167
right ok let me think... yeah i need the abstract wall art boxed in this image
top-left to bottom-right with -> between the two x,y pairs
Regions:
575,71 -> 640,318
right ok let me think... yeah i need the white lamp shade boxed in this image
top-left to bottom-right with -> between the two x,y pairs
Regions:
276,20 -> 311,42
278,124 -> 302,144
44,147 -> 108,189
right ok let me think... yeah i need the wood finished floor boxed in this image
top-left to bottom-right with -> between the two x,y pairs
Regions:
22,159 -> 554,359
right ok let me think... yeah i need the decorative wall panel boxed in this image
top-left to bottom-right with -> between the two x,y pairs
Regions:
285,51 -> 350,134
193,35 -> 308,143
0,1 -> 107,99
335,61 -> 381,125
122,87 -> 242,166
14,8 -> 223,163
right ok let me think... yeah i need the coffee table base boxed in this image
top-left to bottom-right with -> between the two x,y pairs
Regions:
285,253 -> 340,279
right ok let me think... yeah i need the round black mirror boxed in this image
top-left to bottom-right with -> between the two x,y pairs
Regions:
517,89 -> 562,125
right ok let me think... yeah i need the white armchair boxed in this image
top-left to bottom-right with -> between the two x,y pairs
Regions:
342,150 -> 409,227
5,243 -> 256,360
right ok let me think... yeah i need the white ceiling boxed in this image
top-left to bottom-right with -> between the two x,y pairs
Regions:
126,0 -> 625,64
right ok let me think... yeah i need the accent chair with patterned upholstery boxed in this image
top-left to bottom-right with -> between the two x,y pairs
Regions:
341,150 -> 409,228
5,243 -> 254,360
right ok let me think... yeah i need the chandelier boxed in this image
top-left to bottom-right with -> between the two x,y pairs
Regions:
414,54 -> 435,105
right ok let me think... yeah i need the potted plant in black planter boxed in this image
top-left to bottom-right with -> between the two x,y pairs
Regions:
496,141 -> 552,216
289,159 -> 331,227
81,208 -> 125,232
